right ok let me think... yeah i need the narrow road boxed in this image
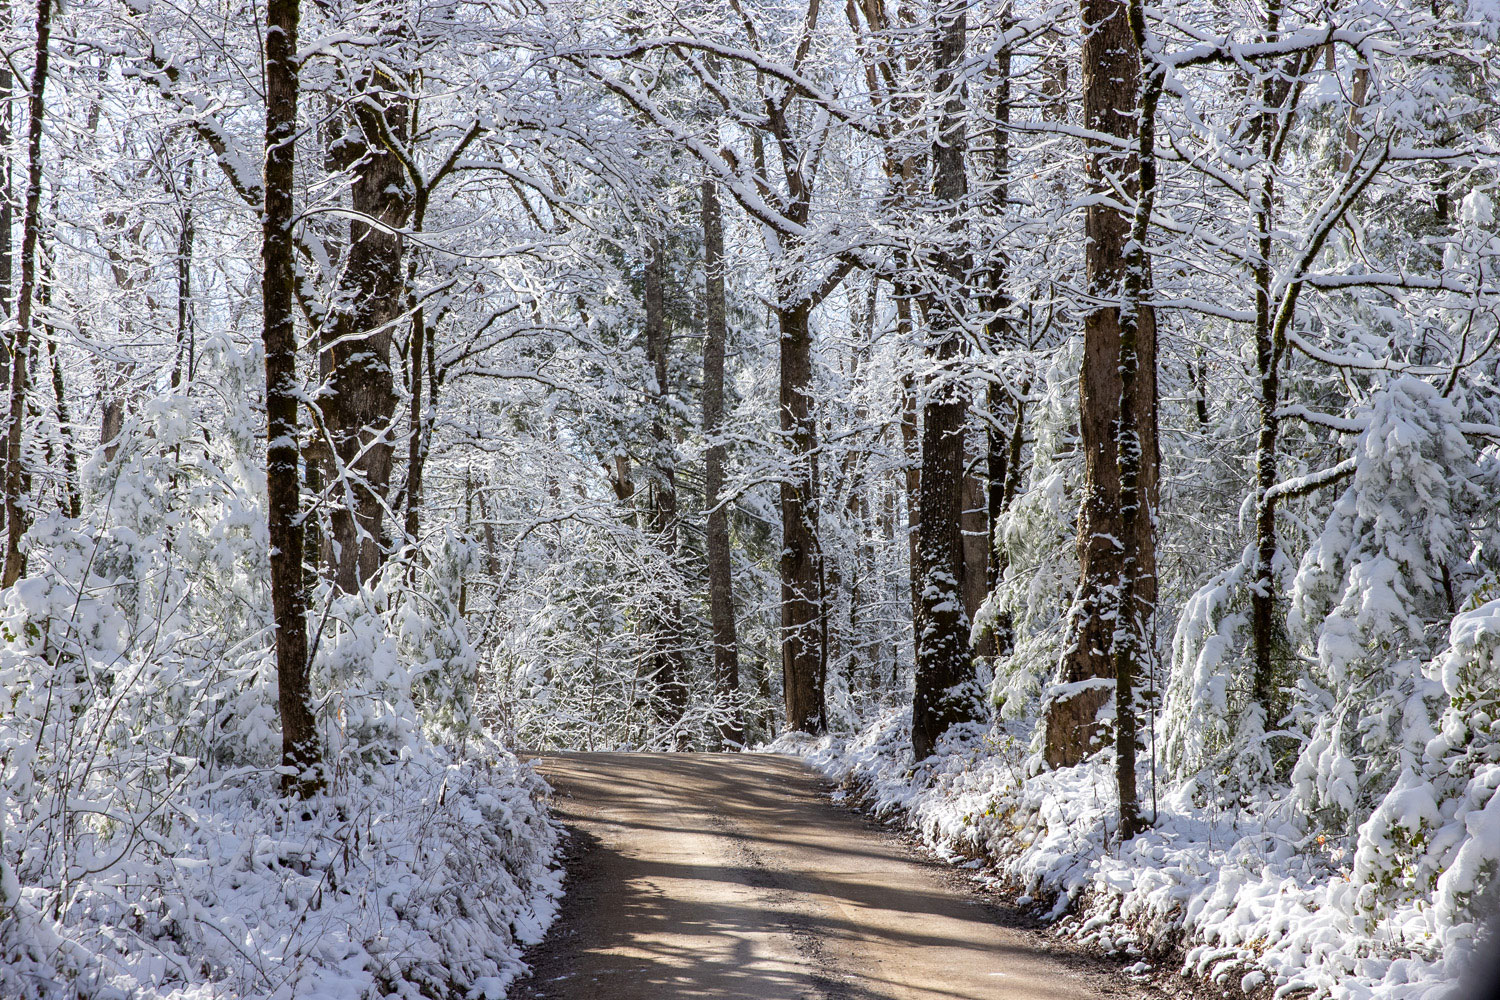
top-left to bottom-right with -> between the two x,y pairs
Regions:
513,752 -> 1110,1000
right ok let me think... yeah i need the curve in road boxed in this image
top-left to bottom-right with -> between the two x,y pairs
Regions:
514,752 -> 1107,1000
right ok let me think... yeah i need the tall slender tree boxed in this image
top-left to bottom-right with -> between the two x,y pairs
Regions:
702,179 -> 743,748
642,234 -> 688,733
2,0 -> 56,586
263,0 -> 321,796
982,11 -> 1016,641
911,0 -> 981,760
1043,0 -> 1159,812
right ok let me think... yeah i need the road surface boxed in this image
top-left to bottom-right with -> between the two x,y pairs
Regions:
513,752 -> 1111,1000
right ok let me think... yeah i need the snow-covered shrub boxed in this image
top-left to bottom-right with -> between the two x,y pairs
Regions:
1165,549 -> 1259,782
1165,537 -> 1304,799
1352,597 -> 1500,970
1289,376 -> 1480,824
311,534 -> 483,762
0,335 -> 561,998
402,530 -> 482,742
0,747 -> 560,1000
793,707 -> 1475,999
983,352 -> 1081,720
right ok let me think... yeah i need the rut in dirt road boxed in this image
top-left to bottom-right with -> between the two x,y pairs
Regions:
513,753 -> 1109,1000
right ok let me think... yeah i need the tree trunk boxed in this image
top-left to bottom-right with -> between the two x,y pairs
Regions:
175,162 -> 194,388
778,295 -> 825,734
960,449 -> 988,632
898,307 -> 921,640
402,164 -> 443,555
644,235 -> 688,737
0,26 -> 13,470
263,0 -> 322,796
1338,62 -> 1369,173
911,339 -> 973,760
1108,0 -> 1164,839
322,79 -> 410,593
1043,0 -> 1159,791
2,0 -> 54,587
1250,3 -> 1294,734
702,180 -> 743,749
983,15 -> 1015,652
912,0 -> 979,761
39,248 -> 77,520
402,275 -> 426,550
986,393 -> 1026,654
609,453 -> 637,512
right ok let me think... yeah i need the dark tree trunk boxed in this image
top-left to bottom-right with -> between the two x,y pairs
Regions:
476,486 -> 501,578
39,245 -> 77,519
1043,0 -> 1159,805
910,340 -> 973,760
983,16 -> 1015,650
402,271 -> 426,551
897,307 -> 921,639
402,163 -> 448,555
778,295 -> 825,734
1248,2 -> 1305,735
1250,141 -> 1282,726
986,392 -> 1026,655
1107,0 -> 1165,839
2,0 -> 54,586
702,180 -> 743,749
1192,355 -> 1209,428
263,0 -> 321,796
911,0 -> 979,761
644,235 -> 688,737
46,339 -> 78,520
322,79 -> 410,593
960,448 -> 988,633
175,163 -> 195,388
609,453 -> 637,512
0,27 -> 12,460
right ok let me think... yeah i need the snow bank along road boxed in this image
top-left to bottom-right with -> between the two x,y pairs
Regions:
513,752 -> 1110,1000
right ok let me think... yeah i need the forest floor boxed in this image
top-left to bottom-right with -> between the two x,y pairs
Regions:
511,752 -> 1185,1000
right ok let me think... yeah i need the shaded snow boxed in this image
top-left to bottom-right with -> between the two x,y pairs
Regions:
0,749 -> 562,999
774,711 -> 1473,999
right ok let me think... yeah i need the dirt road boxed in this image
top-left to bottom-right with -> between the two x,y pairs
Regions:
513,752 -> 1111,1000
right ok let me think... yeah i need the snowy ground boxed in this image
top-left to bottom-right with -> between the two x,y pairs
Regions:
0,749 -> 562,1000
773,713 -> 1479,1000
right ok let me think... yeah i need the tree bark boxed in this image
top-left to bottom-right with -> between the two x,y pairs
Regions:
322,77 -> 410,593
2,0 -> 54,586
643,235 -> 688,737
401,184 -> 437,558
175,162 -> 195,388
263,0 -> 322,796
39,245 -> 77,519
898,313 -> 921,641
1249,3 -> 1303,733
983,15 -> 1015,646
779,295 -> 825,734
960,448 -> 988,632
1043,0 -> 1159,792
1107,0 -> 1164,839
911,0 -> 979,761
702,179 -> 743,749
0,23 -> 13,466
400,295 -> 425,552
